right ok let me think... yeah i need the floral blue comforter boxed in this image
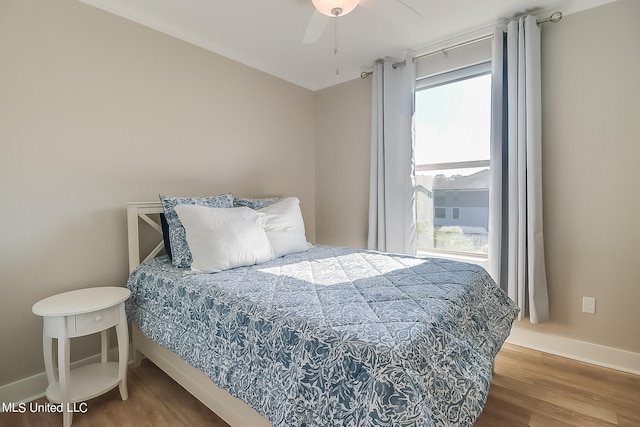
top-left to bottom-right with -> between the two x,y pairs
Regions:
126,245 -> 519,426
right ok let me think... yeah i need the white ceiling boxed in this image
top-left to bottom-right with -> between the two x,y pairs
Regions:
79,0 -> 617,91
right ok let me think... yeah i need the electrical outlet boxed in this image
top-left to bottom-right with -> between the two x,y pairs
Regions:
582,297 -> 596,314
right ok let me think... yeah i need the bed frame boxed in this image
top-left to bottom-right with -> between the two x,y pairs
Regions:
126,202 -> 271,427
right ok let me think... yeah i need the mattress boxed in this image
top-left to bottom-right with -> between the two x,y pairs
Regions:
126,245 -> 519,426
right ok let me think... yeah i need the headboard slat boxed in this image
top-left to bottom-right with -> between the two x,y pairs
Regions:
140,213 -> 162,234
143,242 -> 165,265
127,202 -> 163,273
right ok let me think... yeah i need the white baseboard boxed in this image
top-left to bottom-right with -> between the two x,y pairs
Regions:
0,348 -> 128,405
507,327 -> 640,375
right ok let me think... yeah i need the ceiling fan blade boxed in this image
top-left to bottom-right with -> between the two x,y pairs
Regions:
303,9 -> 330,44
391,0 -> 423,19
360,0 -> 423,25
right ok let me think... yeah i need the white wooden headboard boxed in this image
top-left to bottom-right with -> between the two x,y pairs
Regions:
126,202 -> 164,273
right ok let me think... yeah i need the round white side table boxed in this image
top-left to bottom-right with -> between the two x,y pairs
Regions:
32,287 -> 131,427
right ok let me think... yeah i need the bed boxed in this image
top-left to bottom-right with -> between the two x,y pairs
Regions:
125,200 -> 519,427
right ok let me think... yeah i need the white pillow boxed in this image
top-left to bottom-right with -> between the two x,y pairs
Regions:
174,205 -> 274,273
259,197 -> 311,258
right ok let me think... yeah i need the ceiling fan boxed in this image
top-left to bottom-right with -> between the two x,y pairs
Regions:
303,0 -> 423,45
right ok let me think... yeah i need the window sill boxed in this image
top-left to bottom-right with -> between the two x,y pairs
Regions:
417,250 -> 488,267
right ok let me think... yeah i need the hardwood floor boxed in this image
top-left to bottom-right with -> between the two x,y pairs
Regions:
0,359 -> 228,427
2,343 -> 638,426
475,344 -> 640,427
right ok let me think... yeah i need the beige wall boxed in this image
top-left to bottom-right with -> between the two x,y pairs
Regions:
0,0 -> 315,385
314,78 -> 371,249
315,0 -> 640,355
516,0 -> 640,352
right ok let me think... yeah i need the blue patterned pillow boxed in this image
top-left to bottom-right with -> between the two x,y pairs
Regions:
159,193 -> 234,268
233,196 -> 279,210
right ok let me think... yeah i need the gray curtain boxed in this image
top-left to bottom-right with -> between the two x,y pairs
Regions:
367,60 -> 416,255
488,16 -> 549,323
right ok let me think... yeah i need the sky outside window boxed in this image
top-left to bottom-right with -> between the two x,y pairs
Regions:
415,74 -> 491,165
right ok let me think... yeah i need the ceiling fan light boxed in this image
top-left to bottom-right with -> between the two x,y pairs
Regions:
312,0 -> 360,17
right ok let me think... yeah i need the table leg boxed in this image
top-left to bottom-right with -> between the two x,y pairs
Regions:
42,328 -> 56,385
100,330 -> 108,364
116,303 -> 129,400
58,335 -> 72,427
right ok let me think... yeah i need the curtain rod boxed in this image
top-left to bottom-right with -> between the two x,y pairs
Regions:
361,11 -> 562,79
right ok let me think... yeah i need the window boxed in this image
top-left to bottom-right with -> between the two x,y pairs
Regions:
414,63 -> 491,257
